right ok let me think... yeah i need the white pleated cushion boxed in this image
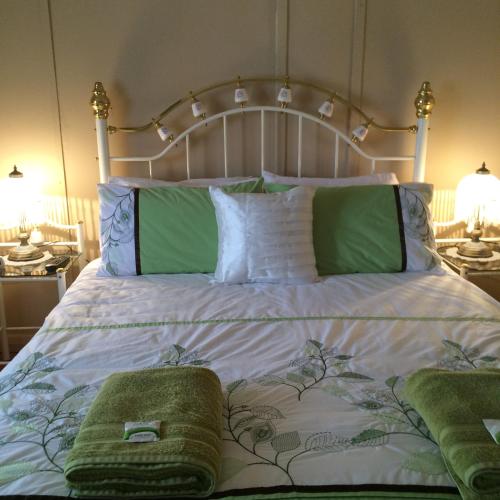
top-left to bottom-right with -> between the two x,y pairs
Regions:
209,186 -> 318,284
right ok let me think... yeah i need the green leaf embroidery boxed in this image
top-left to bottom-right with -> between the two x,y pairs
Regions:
173,344 -> 186,356
308,340 -> 323,349
479,356 -> 497,362
22,382 -> 56,392
271,431 -> 301,453
442,339 -> 462,350
334,355 -> 353,361
0,461 -> 38,486
251,405 -> 284,420
351,429 -> 388,447
63,385 -> 88,399
227,379 -> 247,394
336,372 -> 373,381
305,432 -> 350,452
357,400 -> 384,410
385,376 -> 399,388
374,412 -> 407,425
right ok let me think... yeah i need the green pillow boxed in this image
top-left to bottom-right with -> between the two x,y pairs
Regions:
265,183 -> 405,275
97,179 -> 263,276
139,179 -> 263,274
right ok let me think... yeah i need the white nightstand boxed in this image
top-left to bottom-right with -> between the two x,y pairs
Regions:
438,244 -> 500,301
0,221 -> 85,364
0,252 -> 82,365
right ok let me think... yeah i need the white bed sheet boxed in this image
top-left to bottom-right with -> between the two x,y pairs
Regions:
0,260 -> 498,497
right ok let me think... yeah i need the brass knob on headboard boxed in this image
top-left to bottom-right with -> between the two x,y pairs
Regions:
414,81 -> 435,119
90,82 -> 111,119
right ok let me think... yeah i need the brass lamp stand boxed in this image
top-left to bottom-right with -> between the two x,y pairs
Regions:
5,165 -> 44,262
457,220 -> 493,258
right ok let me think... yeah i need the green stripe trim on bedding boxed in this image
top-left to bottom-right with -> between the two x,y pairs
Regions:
44,314 -> 500,333
209,484 -> 459,500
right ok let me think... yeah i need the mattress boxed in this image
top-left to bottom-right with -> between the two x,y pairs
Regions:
0,260 -> 498,498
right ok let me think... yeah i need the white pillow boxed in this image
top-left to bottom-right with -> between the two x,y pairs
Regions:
108,176 -> 259,188
209,186 -> 318,284
262,169 -> 398,186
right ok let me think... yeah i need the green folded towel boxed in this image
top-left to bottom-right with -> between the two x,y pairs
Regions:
405,368 -> 500,500
64,366 -> 223,498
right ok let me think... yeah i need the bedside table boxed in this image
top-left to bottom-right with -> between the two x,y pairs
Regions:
438,243 -> 500,301
0,252 -> 81,363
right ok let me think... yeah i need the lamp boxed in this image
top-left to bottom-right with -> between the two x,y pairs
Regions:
277,77 -> 292,108
455,162 -> 500,258
2,166 -> 44,261
234,76 -> 249,107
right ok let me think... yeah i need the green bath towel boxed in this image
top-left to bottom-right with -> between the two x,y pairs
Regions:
405,368 -> 500,500
64,366 -> 223,498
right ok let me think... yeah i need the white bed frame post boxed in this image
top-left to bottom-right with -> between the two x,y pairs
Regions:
413,82 -> 435,182
90,82 -> 111,183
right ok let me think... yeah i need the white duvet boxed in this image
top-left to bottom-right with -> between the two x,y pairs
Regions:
0,260 -> 498,497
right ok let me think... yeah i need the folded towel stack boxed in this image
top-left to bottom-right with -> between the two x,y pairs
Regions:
64,366 -> 223,498
405,368 -> 500,500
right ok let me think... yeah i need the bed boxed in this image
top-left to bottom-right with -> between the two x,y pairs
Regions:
0,77 -> 498,499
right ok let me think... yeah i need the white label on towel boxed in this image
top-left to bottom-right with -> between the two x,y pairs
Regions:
124,421 -> 161,442
483,419 -> 500,444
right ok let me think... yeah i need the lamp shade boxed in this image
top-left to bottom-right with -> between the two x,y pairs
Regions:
0,167 -> 43,230
454,163 -> 500,231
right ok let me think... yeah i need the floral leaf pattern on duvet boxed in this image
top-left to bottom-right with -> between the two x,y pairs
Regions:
256,340 -> 373,401
0,383 -> 94,481
0,353 -> 95,486
223,379 -> 354,485
151,344 -> 210,367
0,352 -> 60,397
439,339 -> 497,370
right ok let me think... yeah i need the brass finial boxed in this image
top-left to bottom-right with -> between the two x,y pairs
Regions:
9,165 -> 23,178
476,161 -> 490,175
90,81 -> 111,119
414,81 -> 435,119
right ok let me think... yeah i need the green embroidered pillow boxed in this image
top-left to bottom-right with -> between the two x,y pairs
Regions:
97,178 -> 263,276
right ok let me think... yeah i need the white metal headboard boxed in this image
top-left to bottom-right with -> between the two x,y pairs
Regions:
90,78 -> 435,184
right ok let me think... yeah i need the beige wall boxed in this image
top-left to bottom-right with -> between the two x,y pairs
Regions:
1,0 -> 499,340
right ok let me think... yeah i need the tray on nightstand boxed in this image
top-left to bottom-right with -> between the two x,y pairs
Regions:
438,243 -> 500,277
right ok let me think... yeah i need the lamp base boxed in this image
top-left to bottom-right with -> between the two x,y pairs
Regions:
457,222 -> 493,258
8,233 -> 44,262
457,240 -> 493,258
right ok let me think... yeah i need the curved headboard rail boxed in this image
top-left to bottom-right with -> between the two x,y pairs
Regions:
110,106 -> 415,180
91,79 -> 434,184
